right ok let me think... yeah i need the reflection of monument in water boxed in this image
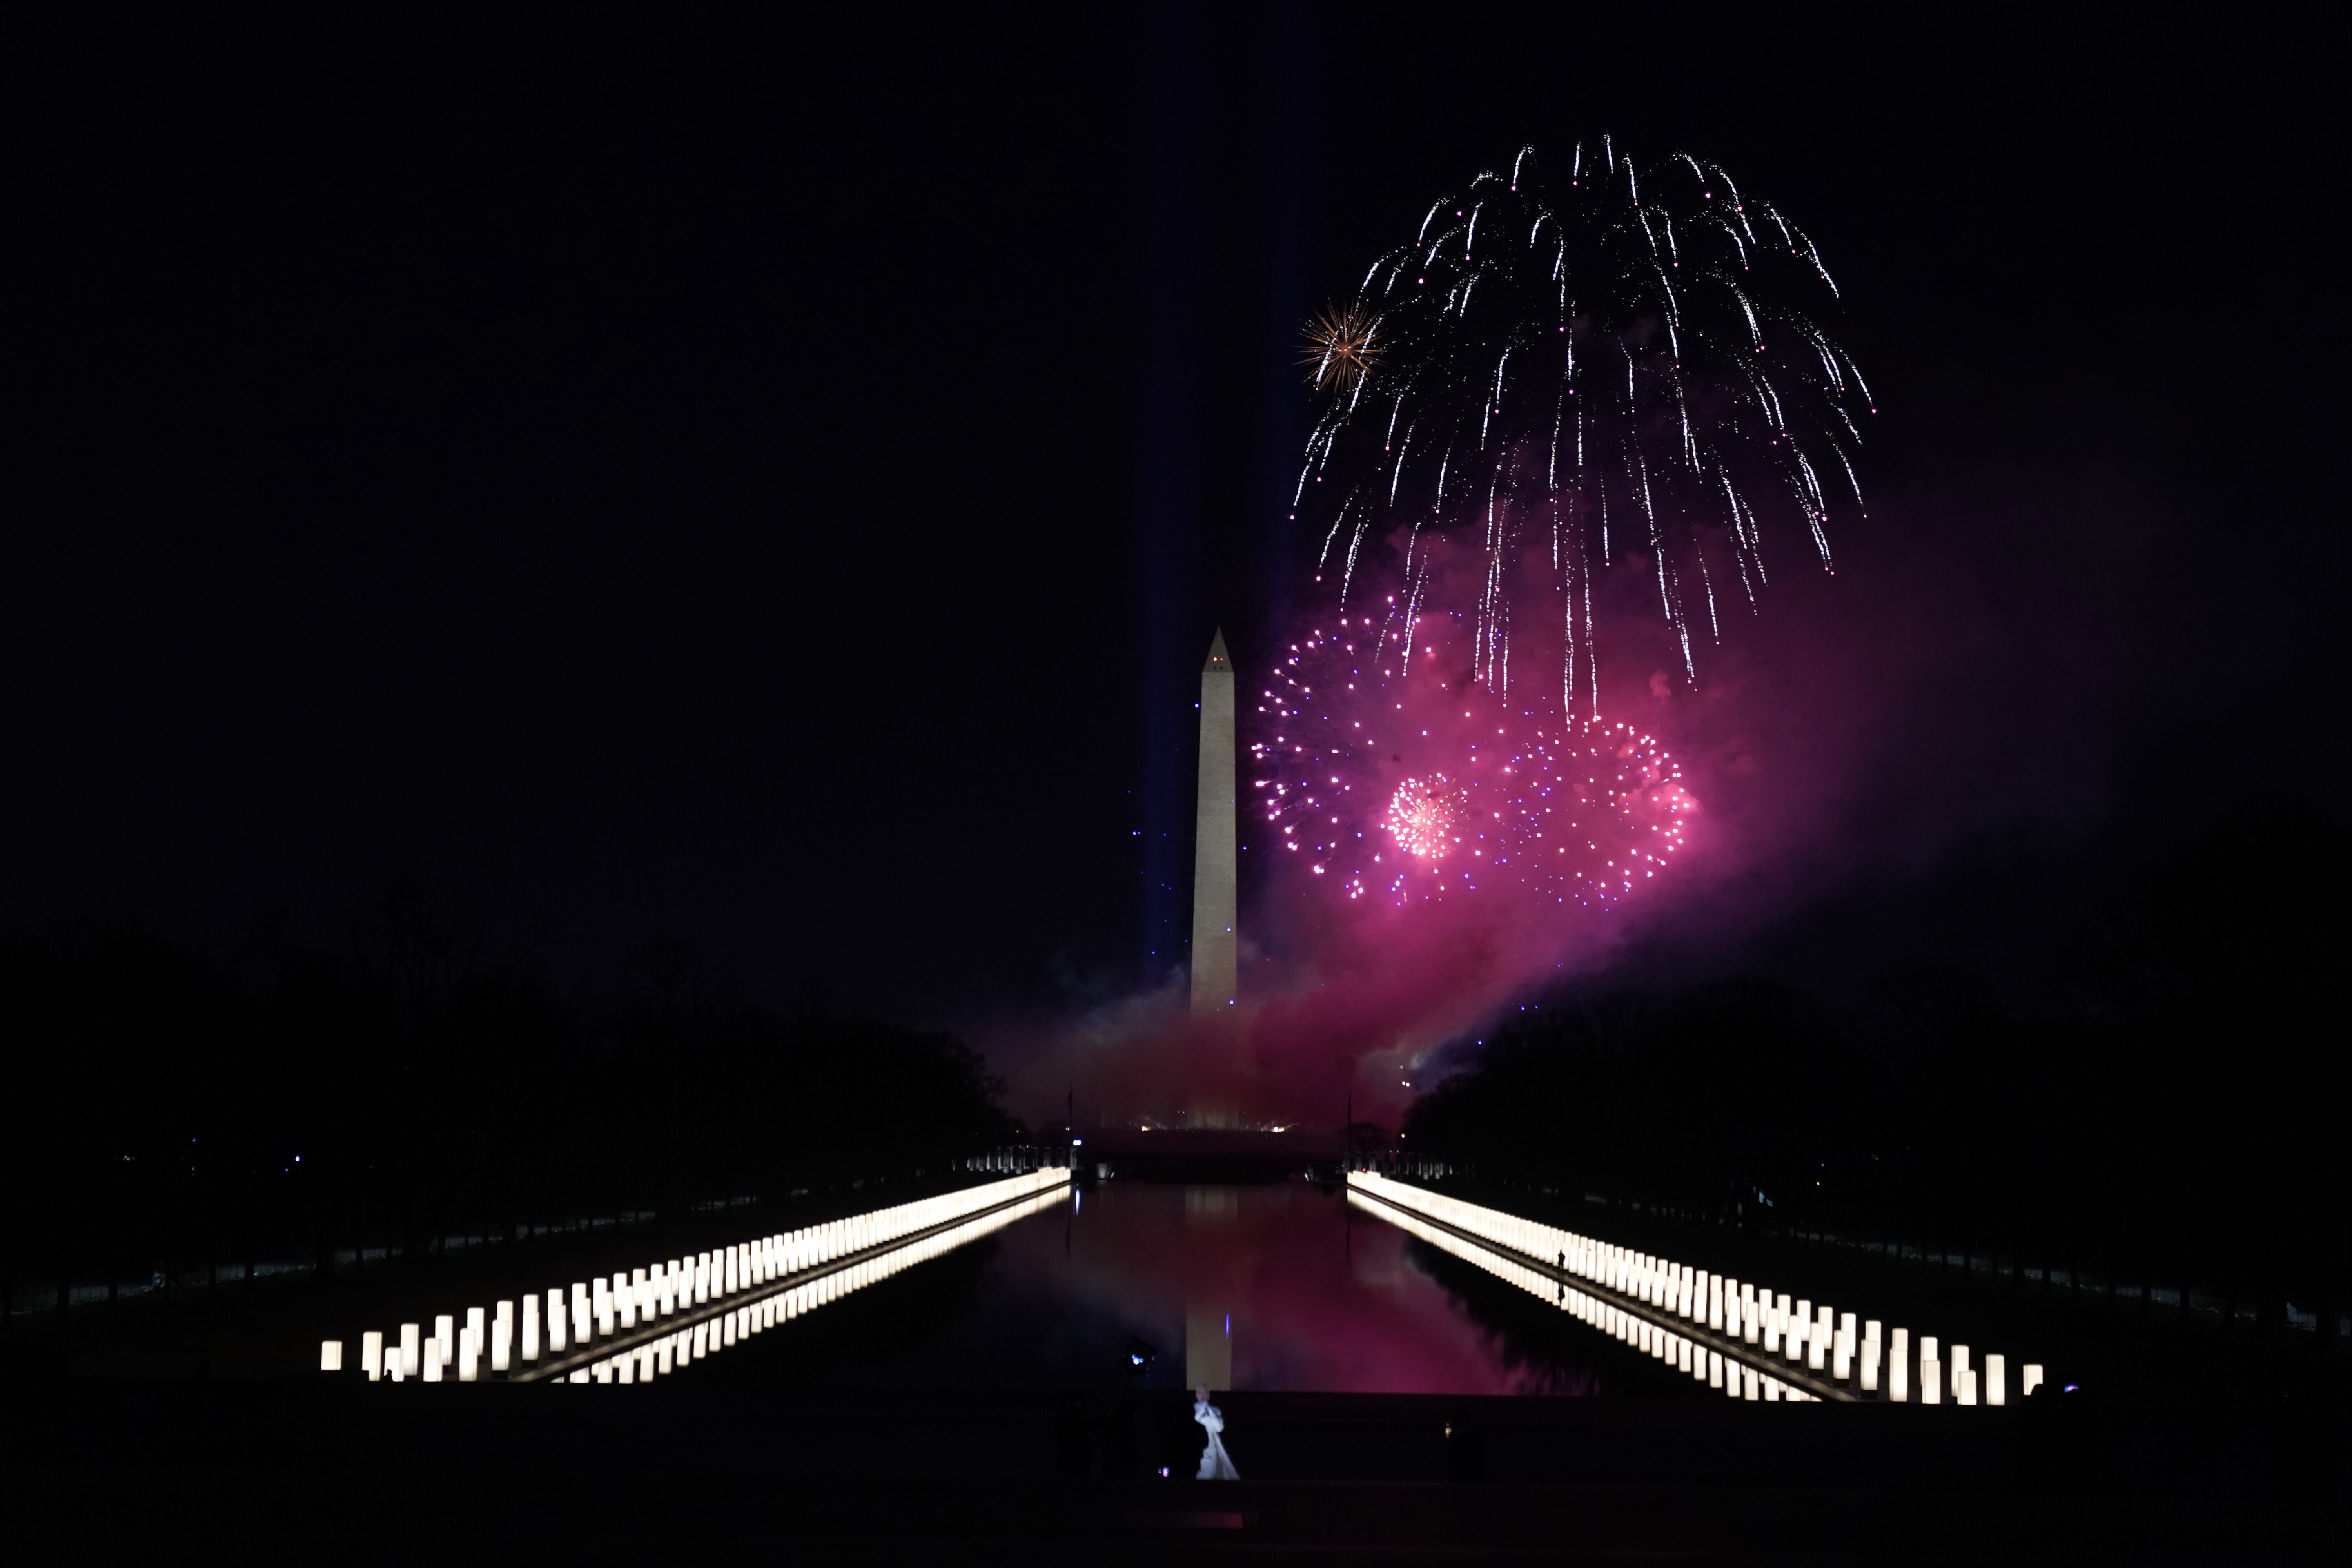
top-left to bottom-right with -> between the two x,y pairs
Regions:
1183,1186 -> 1236,1392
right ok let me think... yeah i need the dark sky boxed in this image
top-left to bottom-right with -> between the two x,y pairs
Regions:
11,7 -> 2345,1025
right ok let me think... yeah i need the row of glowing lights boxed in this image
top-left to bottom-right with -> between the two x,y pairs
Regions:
319,1170 -> 1071,1383
1350,1172 -> 2036,1406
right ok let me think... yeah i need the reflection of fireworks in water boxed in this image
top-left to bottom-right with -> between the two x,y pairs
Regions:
1252,621 -> 1692,910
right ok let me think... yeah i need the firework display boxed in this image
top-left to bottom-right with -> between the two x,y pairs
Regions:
1252,613 -> 1691,908
1294,141 -> 1867,706
1300,302 -> 1384,394
1383,774 -> 1470,862
1255,144 -> 1859,916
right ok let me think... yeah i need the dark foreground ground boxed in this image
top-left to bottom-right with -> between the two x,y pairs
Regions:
5,1381 -> 2341,1561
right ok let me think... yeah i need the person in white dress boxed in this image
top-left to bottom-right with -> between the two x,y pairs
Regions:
1193,1386 -> 1239,1480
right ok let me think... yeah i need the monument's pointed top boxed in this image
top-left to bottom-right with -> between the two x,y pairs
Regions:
1204,627 -> 1231,673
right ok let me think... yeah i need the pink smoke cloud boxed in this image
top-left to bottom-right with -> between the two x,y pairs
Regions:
989,457 -> 2141,1129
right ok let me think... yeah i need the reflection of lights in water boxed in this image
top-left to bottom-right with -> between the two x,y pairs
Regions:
563,1184 -> 1071,1386
1351,1172 -> 2030,1408
340,1170 -> 1071,1385
1349,1174 -> 1824,1403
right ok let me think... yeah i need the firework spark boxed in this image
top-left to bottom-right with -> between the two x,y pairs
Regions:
1384,775 -> 1470,860
1300,302 -> 1383,394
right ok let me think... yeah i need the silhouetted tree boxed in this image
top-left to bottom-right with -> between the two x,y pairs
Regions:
1404,813 -> 2349,1332
0,875 -> 1020,1307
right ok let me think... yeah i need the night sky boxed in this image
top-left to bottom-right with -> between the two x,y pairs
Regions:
12,9 -> 2344,1031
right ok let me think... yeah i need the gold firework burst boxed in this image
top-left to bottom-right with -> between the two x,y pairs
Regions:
1300,303 -> 1382,393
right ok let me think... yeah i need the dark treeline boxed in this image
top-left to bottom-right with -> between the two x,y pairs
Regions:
0,876 -> 1019,1308
1403,816 -> 2348,1342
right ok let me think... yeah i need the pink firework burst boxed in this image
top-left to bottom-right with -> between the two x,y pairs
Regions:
1251,615 -> 1694,912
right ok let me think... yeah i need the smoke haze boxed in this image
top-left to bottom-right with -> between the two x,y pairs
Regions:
996,454 -> 2143,1128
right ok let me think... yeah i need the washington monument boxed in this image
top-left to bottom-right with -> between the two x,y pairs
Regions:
1189,628 -> 1237,1012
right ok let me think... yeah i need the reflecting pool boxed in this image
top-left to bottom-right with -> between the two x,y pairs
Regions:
714,1179 -> 1701,1396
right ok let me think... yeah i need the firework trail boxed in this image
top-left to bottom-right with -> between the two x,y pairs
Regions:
1258,144 -> 1863,915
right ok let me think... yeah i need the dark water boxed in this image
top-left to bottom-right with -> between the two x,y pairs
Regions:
718,1180 -> 1700,1396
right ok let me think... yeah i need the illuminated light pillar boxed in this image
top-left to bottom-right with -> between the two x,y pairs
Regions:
1189,629 -> 1238,1014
